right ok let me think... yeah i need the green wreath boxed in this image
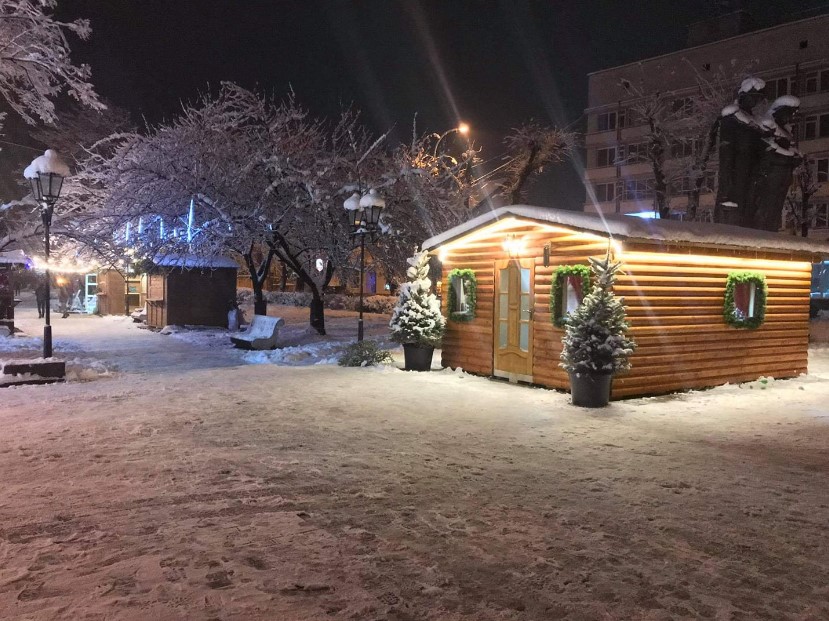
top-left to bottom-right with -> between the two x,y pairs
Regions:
447,269 -> 477,322
723,271 -> 767,329
551,264 -> 592,328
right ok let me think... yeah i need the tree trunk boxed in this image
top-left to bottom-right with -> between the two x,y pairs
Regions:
647,119 -> 669,219
243,244 -> 275,317
688,118 -> 721,221
309,286 -> 325,335
267,234 -> 333,335
509,144 -> 539,205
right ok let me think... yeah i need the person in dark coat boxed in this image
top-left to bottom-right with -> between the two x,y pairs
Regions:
35,278 -> 49,318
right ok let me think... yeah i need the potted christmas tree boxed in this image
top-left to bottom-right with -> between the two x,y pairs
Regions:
560,254 -> 635,407
389,250 -> 445,371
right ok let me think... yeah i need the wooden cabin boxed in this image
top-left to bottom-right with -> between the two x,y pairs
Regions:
145,255 -> 238,328
422,206 -> 829,399
96,269 -> 146,316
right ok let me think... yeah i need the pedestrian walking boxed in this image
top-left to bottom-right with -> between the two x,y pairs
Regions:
35,278 -> 48,319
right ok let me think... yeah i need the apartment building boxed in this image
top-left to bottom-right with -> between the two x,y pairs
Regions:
584,12 -> 829,236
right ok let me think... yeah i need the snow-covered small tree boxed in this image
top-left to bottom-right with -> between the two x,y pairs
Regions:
389,249 -> 445,348
560,254 -> 635,375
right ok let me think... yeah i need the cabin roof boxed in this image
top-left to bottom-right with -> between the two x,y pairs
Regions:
0,250 -> 31,265
153,254 -> 239,269
422,206 -> 829,257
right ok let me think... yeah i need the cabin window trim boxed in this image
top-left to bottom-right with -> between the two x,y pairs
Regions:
723,271 -> 767,329
551,264 -> 592,328
447,269 -> 477,322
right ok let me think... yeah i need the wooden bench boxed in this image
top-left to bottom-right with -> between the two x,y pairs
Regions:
130,303 -> 147,323
230,314 -> 284,350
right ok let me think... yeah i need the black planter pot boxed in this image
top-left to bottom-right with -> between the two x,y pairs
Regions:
568,371 -> 613,408
403,343 -> 434,371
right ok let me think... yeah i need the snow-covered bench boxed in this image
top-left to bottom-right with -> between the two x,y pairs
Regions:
230,314 -> 284,350
130,303 -> 147,323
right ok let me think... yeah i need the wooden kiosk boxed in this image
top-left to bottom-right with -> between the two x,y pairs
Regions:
423,206 -> 829,399
145,255 -> 238,329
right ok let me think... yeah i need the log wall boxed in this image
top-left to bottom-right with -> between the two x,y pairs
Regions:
437,219 -> 812,398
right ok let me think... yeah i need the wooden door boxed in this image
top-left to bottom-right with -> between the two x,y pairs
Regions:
494,259 -> 534,382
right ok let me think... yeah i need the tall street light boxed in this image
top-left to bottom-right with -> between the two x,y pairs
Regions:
432,122 -> 470,160
24,149 -> 69,358
344,189 -> 385,342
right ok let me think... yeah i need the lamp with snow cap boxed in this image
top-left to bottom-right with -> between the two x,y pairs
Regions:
344,189 -> 386,341
23,149 -> 69,358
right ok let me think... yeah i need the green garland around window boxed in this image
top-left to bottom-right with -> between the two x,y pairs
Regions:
550,264 -> 592,328
723,271 -> 767,329
447,268 -> 477,322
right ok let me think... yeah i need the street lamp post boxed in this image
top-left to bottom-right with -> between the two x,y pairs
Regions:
432,122 -> 470,160
344,189 -> 385,342
24,150 -> 68,359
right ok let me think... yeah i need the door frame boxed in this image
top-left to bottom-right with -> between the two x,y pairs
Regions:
492,258 -> 534,383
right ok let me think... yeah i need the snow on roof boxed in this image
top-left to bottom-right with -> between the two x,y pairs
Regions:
152,254 -> 239,269
23,149 -> 70,179
0,250 -> 31,265
422,206 -> 829,257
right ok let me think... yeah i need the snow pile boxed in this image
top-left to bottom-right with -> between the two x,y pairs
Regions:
65,357 -> 114,382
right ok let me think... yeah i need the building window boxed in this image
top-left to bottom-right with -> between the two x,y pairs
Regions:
671,97 -> 694,115
803,113 -> 829,140
724,272 -> 767,329
622,178 -> 654,200
594,182 -> 615,203
447,269 -> 477,322
813,203 -> 829,229
671,172 -> 715,195
814,157 -> 829,183
764,77 -> 790,100
804,72 -> 818,94
822,70 -> 829,93
670,139 -> 697,158
596,110 -> 626,132
621,142 -> 649,163
596,147 -> 617,167
551,265 -> 591,328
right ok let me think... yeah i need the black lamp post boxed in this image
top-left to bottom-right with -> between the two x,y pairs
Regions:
24,150 -> 68,358
344,189 -> 385,341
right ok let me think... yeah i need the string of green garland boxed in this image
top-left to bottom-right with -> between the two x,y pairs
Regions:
550,264 -> 592,328
446,268 -> 477,322
723,271 -> 767,329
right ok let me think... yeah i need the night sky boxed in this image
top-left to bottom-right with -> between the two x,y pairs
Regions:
54,0 -> 827,209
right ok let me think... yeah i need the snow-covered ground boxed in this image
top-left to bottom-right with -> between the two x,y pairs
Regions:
1,294 -> 828,620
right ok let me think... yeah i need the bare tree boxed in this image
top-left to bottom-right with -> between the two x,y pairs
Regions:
784,156 -> 821,238
620,64 -> 753,220
0,0 -> 103,128
499,122 -> 576,205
